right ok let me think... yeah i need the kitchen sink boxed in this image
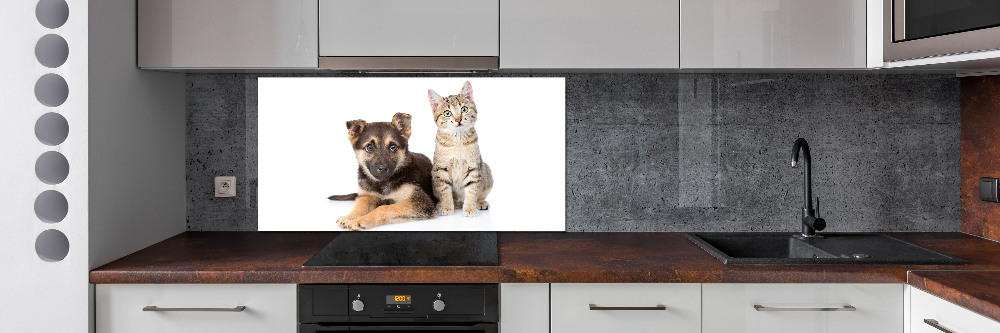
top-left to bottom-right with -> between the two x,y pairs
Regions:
686,233 -> 966,265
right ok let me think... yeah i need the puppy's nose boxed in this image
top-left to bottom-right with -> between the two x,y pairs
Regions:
376,165 -> 389,172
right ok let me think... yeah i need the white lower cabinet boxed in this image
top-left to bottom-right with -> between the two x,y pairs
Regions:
500,283 -> 549,333
96,284 -> 297,333
551,283 -> 702,333
910,287 -> 1000,333
702,283 -> 903,333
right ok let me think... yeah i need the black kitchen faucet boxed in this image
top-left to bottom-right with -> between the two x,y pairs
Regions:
791,138 -> 826,238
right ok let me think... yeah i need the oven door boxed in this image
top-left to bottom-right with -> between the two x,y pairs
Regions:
300,323 -> 498,333
885,0 -> 1000,61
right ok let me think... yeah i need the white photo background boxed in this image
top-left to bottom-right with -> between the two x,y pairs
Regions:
258,77 -> 566,231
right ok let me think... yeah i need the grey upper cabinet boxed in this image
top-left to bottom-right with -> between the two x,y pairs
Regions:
317,0 -> 499,70
500,0 -> 680,69
681,0 -> 871,69
138,0 -> 317,69
319,0 -> 499,57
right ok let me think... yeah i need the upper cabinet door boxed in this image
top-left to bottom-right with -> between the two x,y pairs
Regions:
319,0 -> 500,57
138,0 -> 318,69
500,0 -> 680,69
681,0 -> 869,68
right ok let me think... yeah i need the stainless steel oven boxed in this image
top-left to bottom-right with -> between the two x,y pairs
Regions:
884,0 -> 1000,61
299,284 -> 498,333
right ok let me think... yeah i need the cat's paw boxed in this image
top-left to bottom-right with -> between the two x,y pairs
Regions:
478,200 -> 490,210
437,202 -> 454,216
463,205 -> 479,217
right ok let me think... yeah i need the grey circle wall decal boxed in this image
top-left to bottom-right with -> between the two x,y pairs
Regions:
35,229 -> 69,262
35,151 -> 69,185
34,190 -> 68,223
35,112 -> 69,146
34,73 -> 69,107
36,0 -> 69,29
35,34 -> 69,68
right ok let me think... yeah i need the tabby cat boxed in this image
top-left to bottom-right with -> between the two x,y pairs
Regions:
427,81 -> 493,217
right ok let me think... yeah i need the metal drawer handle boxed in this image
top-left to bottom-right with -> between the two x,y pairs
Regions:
924,319 -> 955,333
589,304 -> 666,311
753,305 -> 856,312
143,306 -> 247,312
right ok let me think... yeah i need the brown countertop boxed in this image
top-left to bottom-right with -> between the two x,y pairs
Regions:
91,231 -> 1000,284
908,270 -> 1000,323
90,232 -> 1000,321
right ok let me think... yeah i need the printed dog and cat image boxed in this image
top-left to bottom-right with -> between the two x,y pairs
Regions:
257,77 -> 565,232
329,82 -> 493,230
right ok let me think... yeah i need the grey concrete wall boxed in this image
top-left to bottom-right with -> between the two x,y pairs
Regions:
187,73 -> 960,232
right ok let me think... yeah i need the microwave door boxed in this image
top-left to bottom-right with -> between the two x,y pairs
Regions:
896,0 -> 1000,42
884,0 -> 1000,61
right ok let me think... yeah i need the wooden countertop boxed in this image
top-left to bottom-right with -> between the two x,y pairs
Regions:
908,270 -> 1000,323
91,231 -> 1000,284
90,232 -> 1000,322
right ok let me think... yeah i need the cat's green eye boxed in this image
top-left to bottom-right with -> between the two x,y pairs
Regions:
444,111 -> 452,117
461,106 -> 468,113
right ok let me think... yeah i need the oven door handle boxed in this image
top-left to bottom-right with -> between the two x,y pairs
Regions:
341,324 -> 498,332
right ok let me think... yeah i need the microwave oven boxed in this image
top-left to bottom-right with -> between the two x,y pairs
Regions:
884,0 -> 1000,62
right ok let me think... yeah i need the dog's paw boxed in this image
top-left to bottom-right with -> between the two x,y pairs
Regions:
437,202 -> 454,216
462,205 -> 479,217
478,200 -> 490,210
342,218 -> 368,231
336,216 -> 352,229
337,216 -> 364,231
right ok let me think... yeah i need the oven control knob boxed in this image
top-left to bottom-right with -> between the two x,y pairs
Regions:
432,299 -> 446,312
352,299 -> 364,312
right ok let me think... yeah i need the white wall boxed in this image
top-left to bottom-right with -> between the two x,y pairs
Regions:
0,0 -> 90,331
88,0 -> 186,270
0,0 -> 185,331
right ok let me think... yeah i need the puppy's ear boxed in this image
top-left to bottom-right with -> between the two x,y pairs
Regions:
392,113 -> 412,140
346,119 -> 366,143
428,89 -> 442,111
460,81 -> 474,102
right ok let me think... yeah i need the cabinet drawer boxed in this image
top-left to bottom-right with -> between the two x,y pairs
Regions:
96,284 -> 296,333
551,283 -> 700,333
702,283 -> 902,333
911,287 -> 1000,333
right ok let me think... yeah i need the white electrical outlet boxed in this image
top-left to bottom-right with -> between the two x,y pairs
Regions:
215,176 -> 236,197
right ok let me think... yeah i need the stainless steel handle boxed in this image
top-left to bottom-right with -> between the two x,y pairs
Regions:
893,0 -> 906,41
753,304 -> 856,312
589,304 -> 666,311
143,306 -> 246,312
924,319 -> 955,333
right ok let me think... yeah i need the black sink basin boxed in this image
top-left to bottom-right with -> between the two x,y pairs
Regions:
686,233 -> 966,265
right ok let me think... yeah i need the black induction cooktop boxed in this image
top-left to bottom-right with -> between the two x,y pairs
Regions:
303,232 -> 499,267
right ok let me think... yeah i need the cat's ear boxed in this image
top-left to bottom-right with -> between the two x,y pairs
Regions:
346,119 -> 366,143
428,89 -> 442,111
391,113 -> 412,140
460,81 -> 474,102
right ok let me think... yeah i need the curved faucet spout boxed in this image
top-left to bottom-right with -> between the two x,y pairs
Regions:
791,138 -> 824,237
791,138 -> 811,210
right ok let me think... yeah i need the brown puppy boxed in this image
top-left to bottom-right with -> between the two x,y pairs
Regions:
329,113 -> 436,230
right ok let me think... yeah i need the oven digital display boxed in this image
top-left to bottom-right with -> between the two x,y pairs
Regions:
386,295 -> 412,304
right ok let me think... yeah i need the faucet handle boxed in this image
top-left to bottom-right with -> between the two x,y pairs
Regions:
815,197 -> 820,218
